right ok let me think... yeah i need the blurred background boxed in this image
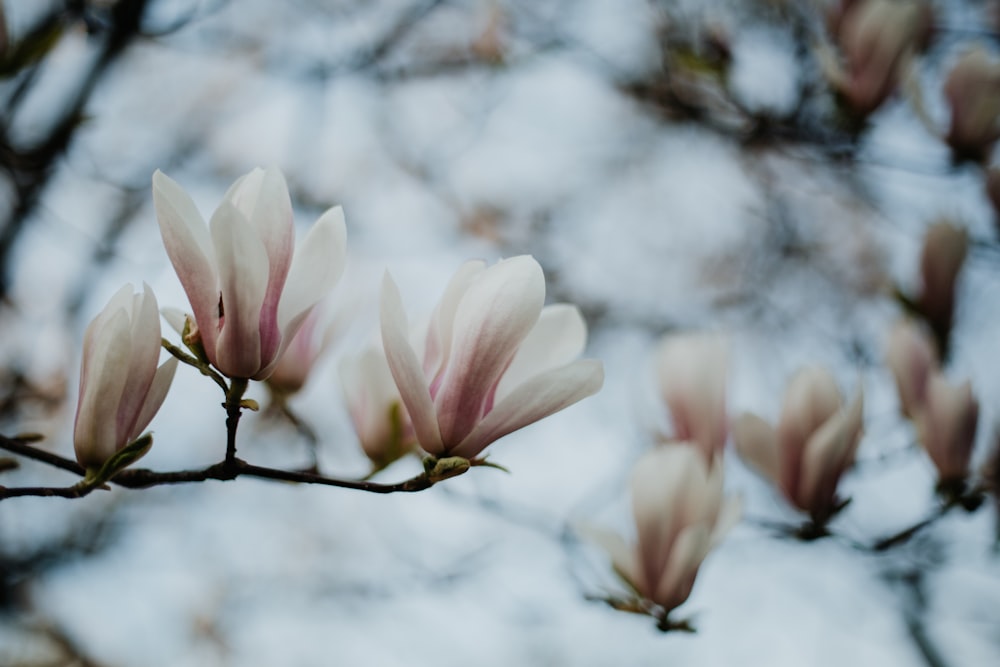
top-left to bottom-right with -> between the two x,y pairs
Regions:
1,0 -> 999,664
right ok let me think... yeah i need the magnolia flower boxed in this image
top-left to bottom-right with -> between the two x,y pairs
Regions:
943,47 -> 1000,161
733,367 -> 863,524
656,333 -> 728,460
74,284 -> 178,469
340,344 -> 415,469
592,445 -> 740,616
266,308 -> 337,397
885,319 -> 936,419
152,167 -> 346,380
884,319 -> 978,483
380,255 -> 604,460
917,375 -> 978,484
918,221 -> 967,347
829,0 -> 933,116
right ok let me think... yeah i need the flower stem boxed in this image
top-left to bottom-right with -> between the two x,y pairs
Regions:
224,378 -> 249,464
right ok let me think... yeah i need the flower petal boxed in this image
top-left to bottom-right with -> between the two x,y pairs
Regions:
74,308 -> 132,467
423,260 -> 486,385
380,273 -> 443,455
450,359 -> 603,459
495,303 -> 587,403
657,333 -> 728,458
777,366 -> 842,502
276,206 -> 347,333
129,357 -> 178,441
580,524 -> 641,595
152,171 -> 220,354
797,387 -> 864,518
732,412 -> 780,485
115,285 -> 161,440
433,255 -> 545,447
653,523 -> 711,613
210,201 -> 269,377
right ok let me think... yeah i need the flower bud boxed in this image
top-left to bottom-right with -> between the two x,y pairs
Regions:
655,332 -> 728,460
831,0 -> 933,116
733,367 -> 863,524
73,284 -> 178,469
339,344 -> 415,470
885,319 -> 936,419
943,47 -> 1000,161
918,221 -> 967,349
589,445 -> 739,616
916,375 -> 978,484
266,308 -> 336,398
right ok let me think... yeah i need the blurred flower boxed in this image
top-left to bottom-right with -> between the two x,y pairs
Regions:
733,367 -> 863,525
590,445 -> 739,617
380,255 -> 604,460
340,344 -> 415,470
917,220 -> 967,349
74,284 -> 178,469
987,167 -> 1000,222
656,332 -> 728,460
152,167 -> 346,380
916,375 -> 978,484
828,0 -> 933,116
943,47 -> 1000,161
884,319 -> 979,484
885,318 -> 936,420
265,308 -> 337,398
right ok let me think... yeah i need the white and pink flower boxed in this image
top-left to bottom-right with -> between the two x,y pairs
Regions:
380,255 -> 603,460
74,284 -> 177,468
152,167 -> 346,380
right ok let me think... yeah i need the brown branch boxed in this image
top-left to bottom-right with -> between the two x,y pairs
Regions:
0,436 -> 471,500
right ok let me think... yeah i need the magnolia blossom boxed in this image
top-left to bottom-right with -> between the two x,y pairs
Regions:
339,344 -> 415,469
152,167 -> 346,380
380,255 -> 604,460
885,319 -> 936,419
592,445 -> 739,615
733,367 -> 863,523
829,0 -> 933,115
918,221 -> 967,344
656,333 -> 728,460
885,319 -> 978,482
266,308 -> 336,397
917,375 -> 979,484
943,47 -> 1000,161
74,284 -> 178,468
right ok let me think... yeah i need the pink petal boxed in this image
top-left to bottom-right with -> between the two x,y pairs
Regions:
777,366 -> 842,502
653,523 -> 711,613
885,319 -> 938,419
210,201 -> 269,377
796,388 -> 864,517
495,303 -> 587,403
657,333 -> 729,459
152,171 -> 221,357
432,256 -> 545,447
116,285 -> 161,441
450,359 -> 604,459
380,273 -> 444,455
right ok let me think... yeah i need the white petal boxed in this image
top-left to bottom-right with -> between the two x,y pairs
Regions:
797,388 -> 864,516
653,523 -> 711,612
74,309 -> 132,467
423,260 -> 486,383
450,359 -> 603,459
129,357 -> 178,441
115,285 -> 161,440
276,206 -> 347,332
380,273 -> 443,455
152,171 -> 220,350
579,524 -> 641,594
495,303 -> 587,403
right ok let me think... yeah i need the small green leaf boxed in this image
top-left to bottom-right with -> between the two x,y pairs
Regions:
87,433 -> 154,487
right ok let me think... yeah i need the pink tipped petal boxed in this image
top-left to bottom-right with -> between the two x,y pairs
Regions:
152,171 -> 220,352
276,206 -> 347,333
797,388 -> 863,517
886,319 -> 938,419
732,412 -> 781,485
380,273 -> 444,455
450,359 -> 604,459
423,260 -> 486,383
657,333 -> 728,457
778,366 -> 843,501
130,357 -> 179,441
921,376 -> 978,481
74,309 -> 132,467
115,286 -> 162,440
653,523 -> 711,612
495,304 -> 588,402
433,256 -> 546,446
211,201 -> 269,377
